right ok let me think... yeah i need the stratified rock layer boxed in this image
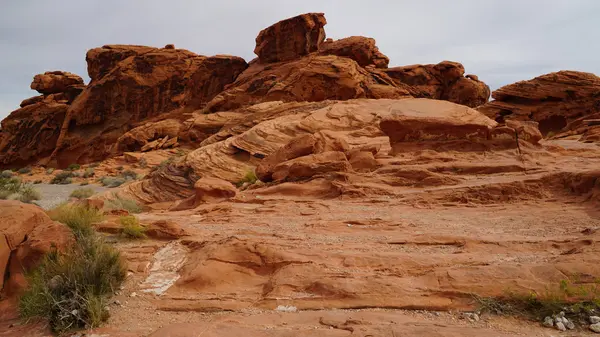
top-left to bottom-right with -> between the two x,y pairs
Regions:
478,71 -> 600,136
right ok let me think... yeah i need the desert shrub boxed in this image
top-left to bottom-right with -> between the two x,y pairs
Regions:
18,167 -> 32,174
0,178 -> 40,203
82,168 -> 95,178
0,177 -> 22,192
51,172 -> 74,185
477,278 -> 600,321
48,204 -> 104,237
120,170 -> 137,180
16,184 -> 41,203
71,172 -> 81,178
80,181 -> 89,186
19,234 -> 126,333
98,176 -> 126,188
33,180 -> 42,184
120,216 -> 146,239
104,195 -> 142,214
67,164 -> 81,171
46,168 -> 55,175
69,188 -> 96,199
236,169 -> 259,187
1,170 -> 14,178
138,158 -> 147,168
0,190 -> 12,200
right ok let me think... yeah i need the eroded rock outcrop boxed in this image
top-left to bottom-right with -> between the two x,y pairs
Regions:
255,13 -> 327,63
0,12 -> 490,169
0,70 -> 86,168
0,201 -> 73,297
30,71 -> 84,95
49,47 -> 247,166
384,61 -> 490,108
478,71 -> 600,137
203,55 -> 412,113
319,36 -> 389,68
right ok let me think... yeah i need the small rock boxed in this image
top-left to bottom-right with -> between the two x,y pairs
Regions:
543,316 -> 554,328
558,311 -> 565,318
472,313 -> 480,322
591,316 -> 600,324
130,292 -> 137,298
104,305 -> 110,312
591,322 -> 600,333
555,322 -> 566,331
113,299 -> 122,306
565,320 -> 575,330
71,309 -> 79,316
275,305 -> 297,312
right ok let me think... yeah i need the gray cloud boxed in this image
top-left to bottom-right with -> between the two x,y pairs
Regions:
1,0 -> 599,120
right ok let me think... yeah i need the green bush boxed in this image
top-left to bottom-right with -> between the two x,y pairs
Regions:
51,172 -> 74,185
99,177 -> 126,188
0,177 -> 22,192
18,167 -> 32,174
0,190 -> 12,200
1,170 -> 14,178
67,164 -> 81,171
48,204 -> 104,237
69,188 -> 96,199
477,278 -> 600,321
46,168 -> 55,175
82,168 -> 95,178
236,169 -> 259,187
120,170 -> 137,180
16,184 -> 41,203
104,195 -> 142,214
120,216 -> 146,239
19,234 -> 126,333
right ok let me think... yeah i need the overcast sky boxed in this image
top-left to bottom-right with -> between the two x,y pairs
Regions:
1,0 -> 599,120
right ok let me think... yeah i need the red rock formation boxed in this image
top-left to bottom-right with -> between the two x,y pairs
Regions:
0,94 -> 72,168
0,12 -> 491,169
30,71 -> 84,95
204,55 -> 412,113
319,36 -> 389,68
48,46 -> 247,166
379,99 -> 497,154
255,13 -> 327,63
0,201 -> 73,297
478,70 -> 600,137
384,61 -> 490,108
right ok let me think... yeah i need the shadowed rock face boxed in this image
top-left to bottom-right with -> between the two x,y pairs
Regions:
478,70 -> 600,138
0,46 -> 248,168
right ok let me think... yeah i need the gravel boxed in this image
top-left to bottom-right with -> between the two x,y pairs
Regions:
32,183 -> 108,210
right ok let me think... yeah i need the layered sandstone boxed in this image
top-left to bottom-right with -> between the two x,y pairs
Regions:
478,71 -> 600,137
383,61 -> 491,108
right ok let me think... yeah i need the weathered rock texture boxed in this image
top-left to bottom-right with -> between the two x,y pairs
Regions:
255,13 -> 327,63
30,71 -> 85,95
203,55 -> 413,113
119,98 -> 508,204
0,201 -> 73,297
319,36 -> 389,68
478,71 -> 600,137
384,61 -> 490,108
